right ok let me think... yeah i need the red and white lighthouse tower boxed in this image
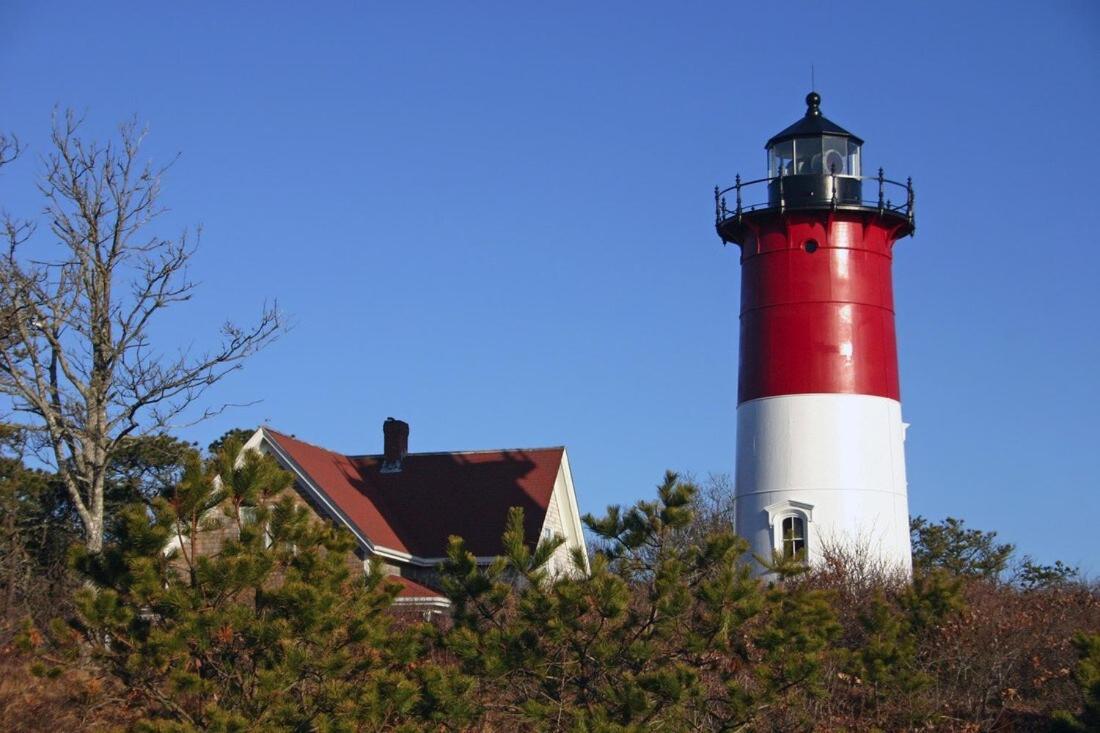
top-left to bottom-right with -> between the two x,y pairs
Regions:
715,92 -> 915,574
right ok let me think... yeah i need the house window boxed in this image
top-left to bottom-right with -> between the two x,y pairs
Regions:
781,516 -> 806,559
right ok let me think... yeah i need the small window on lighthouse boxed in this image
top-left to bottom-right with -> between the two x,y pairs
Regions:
781,516 -> 806,559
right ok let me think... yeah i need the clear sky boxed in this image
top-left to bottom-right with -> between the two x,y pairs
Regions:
1,2 -> 1097,572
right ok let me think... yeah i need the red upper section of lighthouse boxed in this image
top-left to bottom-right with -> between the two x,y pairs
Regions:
736,211 -> 907,404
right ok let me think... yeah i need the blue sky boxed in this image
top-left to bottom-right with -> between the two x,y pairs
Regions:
1,2 -> 1097,571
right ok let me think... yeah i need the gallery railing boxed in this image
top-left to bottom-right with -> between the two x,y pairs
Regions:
715,167 -> 914,229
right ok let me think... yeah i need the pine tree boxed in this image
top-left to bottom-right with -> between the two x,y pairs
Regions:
0,425 -> 78,624
62,439 -> 469,731
910,516 -> 1014,579
1052,633 -> 1100,733
439,471 -> 840,731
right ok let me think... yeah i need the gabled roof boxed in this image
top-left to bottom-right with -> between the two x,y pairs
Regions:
261,428 -> 565,560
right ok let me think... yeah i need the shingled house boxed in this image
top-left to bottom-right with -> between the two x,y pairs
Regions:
238,418 -> 590,610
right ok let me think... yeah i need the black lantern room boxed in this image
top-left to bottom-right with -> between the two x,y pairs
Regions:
714,92 -> 914,245
767,92 -> 862,176
766,92 -> 863,208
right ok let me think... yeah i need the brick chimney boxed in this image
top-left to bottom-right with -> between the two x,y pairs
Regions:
381,417 -> 409,473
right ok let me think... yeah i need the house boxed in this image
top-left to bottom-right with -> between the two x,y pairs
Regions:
240,418 -> 590,610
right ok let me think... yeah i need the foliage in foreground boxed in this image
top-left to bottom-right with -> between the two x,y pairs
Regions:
5,457 -> 1099,731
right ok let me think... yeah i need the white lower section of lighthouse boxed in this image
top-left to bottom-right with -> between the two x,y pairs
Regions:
734,393 -> 913,575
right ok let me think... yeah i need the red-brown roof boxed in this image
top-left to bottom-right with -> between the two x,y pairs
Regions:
388,575 -> 446,600
263,428 -> 563,559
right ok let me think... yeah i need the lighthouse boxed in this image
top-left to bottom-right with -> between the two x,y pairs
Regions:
715,92 -> 915,575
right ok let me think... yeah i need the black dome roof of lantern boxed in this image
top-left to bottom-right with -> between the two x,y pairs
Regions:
765,92 -> 864,149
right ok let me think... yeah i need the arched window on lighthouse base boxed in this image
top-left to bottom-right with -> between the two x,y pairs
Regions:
764,499 -> 815,563
781,516 -> 806,559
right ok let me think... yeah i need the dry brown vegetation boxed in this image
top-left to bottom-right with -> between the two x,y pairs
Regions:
0,641 -> 138,731
796,548 -> 1100,731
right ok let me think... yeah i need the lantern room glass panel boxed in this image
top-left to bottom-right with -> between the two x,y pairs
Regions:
794,138 -> 823,174
768,140 -> 793,177
847,140 -> 861,177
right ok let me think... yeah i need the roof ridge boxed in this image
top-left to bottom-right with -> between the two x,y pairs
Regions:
261,426 -> 347,457
347,446 -> 566,460
262,428 -> 564,460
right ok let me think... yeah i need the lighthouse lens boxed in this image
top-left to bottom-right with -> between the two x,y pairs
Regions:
823,136 -> 848,174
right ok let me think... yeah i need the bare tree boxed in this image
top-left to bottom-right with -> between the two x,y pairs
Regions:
0,113 -> 282,553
